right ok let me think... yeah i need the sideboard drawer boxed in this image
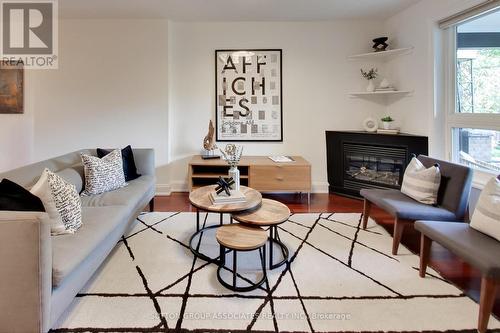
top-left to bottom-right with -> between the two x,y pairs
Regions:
249,165 -> 311,191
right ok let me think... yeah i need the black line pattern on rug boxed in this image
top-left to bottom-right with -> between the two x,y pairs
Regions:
278,225 -> 402,296
246,213 -> 323,331
75,292 -> 467,301
347,213 -> 362,267
317,221 -> 398,262
136,265 -> 169,331
322,216 -> 382,235
53,211 -> 491,333
288,268 -> 314,332
175,212 -> 208,330
123,212 -> 180,241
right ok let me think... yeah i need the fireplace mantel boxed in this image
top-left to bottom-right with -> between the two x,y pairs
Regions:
325,131 -> 428,198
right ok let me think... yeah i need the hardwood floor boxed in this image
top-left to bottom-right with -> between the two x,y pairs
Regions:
153,192 -> 500,318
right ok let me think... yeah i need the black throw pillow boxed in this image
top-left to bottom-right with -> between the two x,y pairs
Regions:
0,179 -> 45,212
97,145 -> 141,182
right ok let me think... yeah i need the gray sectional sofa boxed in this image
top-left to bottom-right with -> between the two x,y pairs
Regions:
0,148 -> 156,333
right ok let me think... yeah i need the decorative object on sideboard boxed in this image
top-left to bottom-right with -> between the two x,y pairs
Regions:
215,49 -> 283,142
215,176 -> 235,196
363,117 -> 378,132
219,144 -> 243,191
360,68 -> 378,92
380,116 -> 394,130
372,37 -> 389,52
202,120 -> 220,159
0,60 -> 24,114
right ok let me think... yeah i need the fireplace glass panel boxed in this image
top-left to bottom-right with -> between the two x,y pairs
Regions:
345,155 -> 404,187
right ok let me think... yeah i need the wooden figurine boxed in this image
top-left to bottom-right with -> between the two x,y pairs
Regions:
202,120 -> 219,159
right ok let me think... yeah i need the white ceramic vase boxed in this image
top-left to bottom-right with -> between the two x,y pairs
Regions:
382,121 -> 392,130
366,80 -> 375,92
228,166 -> 240,191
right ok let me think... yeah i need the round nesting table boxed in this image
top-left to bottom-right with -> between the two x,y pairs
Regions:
232,198 -> 291,269
189,185 -> 262,263
216,224 -> 268,291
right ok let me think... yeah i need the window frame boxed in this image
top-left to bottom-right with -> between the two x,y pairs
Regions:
444,25 -> 500,187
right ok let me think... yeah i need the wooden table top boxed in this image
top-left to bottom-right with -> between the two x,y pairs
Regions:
188,185 -> 262,213
232,198 -> 291,226
216,224 -> 267,250
189,155 -> 311,167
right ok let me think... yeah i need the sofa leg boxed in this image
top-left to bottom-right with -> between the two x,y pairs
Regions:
149,198 -> 155,212
478,277 -> 498,333
392,218 -> 408,255
419,234 -> 432,278
362,199 -> 372,230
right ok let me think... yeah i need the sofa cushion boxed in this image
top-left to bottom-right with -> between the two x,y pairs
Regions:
80,175 -> 154,210
55,166 -> 84,194
52,205 -> 130,287
360,188 -> 457,221
415,220 -> 500,278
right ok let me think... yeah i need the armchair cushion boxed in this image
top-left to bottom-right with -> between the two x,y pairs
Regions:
360,188 -> 457,221
415,220 -> 500,278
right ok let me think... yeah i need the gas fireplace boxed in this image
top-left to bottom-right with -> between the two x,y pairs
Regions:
326,131 -> 428,198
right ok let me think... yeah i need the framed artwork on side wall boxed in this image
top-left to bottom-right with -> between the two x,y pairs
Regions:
0,61 -> 24,114
215,49 -> 282,142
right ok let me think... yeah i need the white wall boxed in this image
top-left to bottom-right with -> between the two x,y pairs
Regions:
0,73 -> 35,172
168,21 -> 386,192
384,0 -> 484,158
0,19 -> 170,184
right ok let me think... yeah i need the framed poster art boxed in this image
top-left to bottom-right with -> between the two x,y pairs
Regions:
215,49 -> 282,142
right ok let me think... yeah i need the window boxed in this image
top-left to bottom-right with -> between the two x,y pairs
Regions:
447,9 -> 500,174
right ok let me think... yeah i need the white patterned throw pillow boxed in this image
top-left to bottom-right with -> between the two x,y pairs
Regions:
30,169 -> 70,235
470,177 -> 500,241
81,149 -> 126,195
32,168 -> 82,234
401,157 -> 441,205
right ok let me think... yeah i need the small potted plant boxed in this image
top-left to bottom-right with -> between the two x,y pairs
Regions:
381,116 -> 394,130
360,68 -> 378,92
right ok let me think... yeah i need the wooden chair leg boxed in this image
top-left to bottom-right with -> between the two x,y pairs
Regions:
362,199 -> 372,230
478,277 -> 498,333
392,218 -> 408,255
149,198 -> 155,212
419,234 -> 432,278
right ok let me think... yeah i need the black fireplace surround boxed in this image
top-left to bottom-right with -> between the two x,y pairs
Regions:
326,131 -> 428,198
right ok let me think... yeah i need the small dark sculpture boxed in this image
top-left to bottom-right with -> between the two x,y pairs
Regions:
372,37 -> 389,52
215,176 -> 235,196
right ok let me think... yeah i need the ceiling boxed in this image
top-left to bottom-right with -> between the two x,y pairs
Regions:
59,0 -> 420,21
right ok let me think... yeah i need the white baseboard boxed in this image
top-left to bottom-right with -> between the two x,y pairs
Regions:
155,184 -> 172,196
155,181 -> 330,195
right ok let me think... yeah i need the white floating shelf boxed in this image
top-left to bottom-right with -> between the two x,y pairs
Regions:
349,90 -> 413,97
348,47 -> 413,61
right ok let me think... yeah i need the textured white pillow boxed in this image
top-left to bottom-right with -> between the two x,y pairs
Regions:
30,169 -> 69,235
470,177 -> 500,241
81,149 -> 126,196
401,157 -> 441,205
30,168 -> 82,234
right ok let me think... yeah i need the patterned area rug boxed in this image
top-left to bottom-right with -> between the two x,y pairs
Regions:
52,212 -> 500,332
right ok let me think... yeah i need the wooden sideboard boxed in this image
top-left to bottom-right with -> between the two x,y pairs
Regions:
188,155 -> 311,200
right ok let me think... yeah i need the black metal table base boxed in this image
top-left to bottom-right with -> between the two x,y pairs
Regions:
217,245 -> 267,292
269,225 -> 289,269
189,209 -> 234,264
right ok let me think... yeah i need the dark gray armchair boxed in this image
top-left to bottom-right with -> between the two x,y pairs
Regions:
360,155 -> 473,255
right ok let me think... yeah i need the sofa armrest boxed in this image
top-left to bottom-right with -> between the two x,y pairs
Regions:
133,148 -> 155,177
0,211 -> 52,333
